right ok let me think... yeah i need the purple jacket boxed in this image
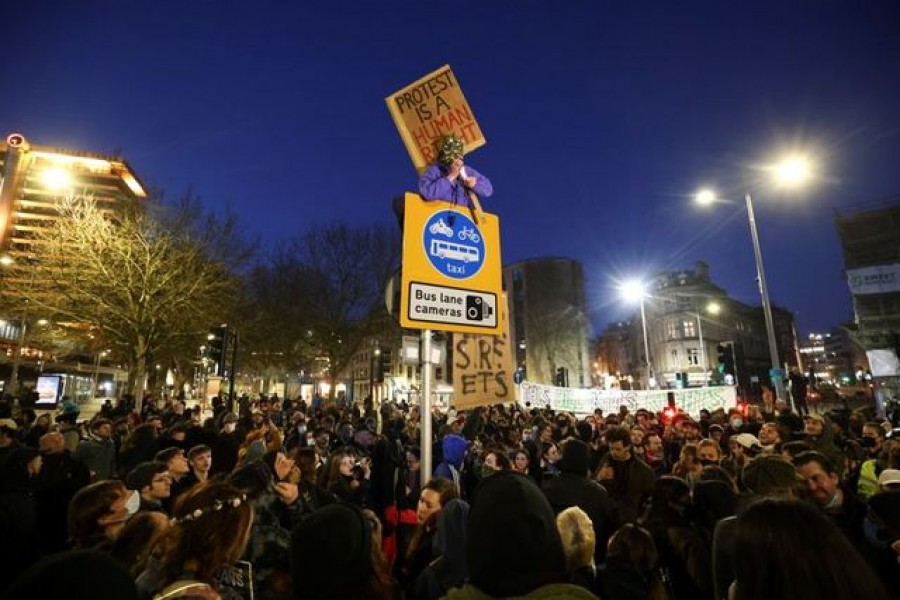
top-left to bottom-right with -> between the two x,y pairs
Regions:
418,164 -> 493,207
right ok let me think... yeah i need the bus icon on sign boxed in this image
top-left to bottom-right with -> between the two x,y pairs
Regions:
422,211 -> 486,280
429,239 -> 480,263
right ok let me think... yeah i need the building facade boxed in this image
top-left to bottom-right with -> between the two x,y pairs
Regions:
598,261 -> 800,396
503,257 -> 591,387
835,200 -> 900,374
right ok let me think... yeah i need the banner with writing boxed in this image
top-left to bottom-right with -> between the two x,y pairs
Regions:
517,382 -> 737,417
386,65 -> 486,172
847,263 -> 900,295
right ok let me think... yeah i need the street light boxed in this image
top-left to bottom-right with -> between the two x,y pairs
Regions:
620,279 -> 654,389
695,154 -> 814,404
696,300 -> 721,386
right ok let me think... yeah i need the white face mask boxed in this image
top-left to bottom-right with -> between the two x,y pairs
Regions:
126,490 -> 141,517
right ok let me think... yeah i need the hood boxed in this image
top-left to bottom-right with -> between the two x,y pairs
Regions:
442,434 -> 467,467
434,498 -> 470,576
466,472 -> 567,597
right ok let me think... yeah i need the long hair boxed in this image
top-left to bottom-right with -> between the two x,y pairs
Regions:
108,511 -> 170,576
68,480 -> 127,548
642,476 -> 691,529
607,523 -> 670,600
324,449 -> 355,488
154,480 -> 254,586
733,498 -> 891,600
120,423 -> 158,454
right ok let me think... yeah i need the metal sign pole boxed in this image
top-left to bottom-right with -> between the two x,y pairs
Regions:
420,329 -> 433,487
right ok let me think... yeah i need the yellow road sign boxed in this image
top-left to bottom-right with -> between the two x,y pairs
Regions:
400,193 -> 502,335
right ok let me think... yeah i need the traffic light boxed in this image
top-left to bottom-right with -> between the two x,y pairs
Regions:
207,325 -> 228,375
716,343 -> 735,376
555,367 -> 567,387
663,391 -> 677,422
380,347 -> 393,379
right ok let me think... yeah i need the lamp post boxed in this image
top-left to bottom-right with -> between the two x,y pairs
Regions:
696,301 -> 721,387
91,350 -> 109,400
621,280 -> 653,389
695,154 -> 813,404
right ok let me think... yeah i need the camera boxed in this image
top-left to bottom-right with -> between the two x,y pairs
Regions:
465,295 -> 493,321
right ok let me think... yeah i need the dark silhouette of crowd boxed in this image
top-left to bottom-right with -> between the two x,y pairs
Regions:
0,391 -> 898,600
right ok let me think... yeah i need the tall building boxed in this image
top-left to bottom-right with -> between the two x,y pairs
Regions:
0,132 -> 146,398
0,132 -> 147,258
598,261 -> 800,395
503,257 -> 591,387
835,200 -> 900,374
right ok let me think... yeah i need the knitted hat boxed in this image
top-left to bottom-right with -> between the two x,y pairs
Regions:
125,461 -> 167,491
742,455 -> 801,495
467,472 -> 567,596
557,439 -> 590,475
290,503 -> 372,599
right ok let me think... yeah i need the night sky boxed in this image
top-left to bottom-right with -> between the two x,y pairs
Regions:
5,1 -> 900,336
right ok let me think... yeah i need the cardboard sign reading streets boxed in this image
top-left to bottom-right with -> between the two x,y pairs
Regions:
452,302 -> 515,409
386,65 -> 486,172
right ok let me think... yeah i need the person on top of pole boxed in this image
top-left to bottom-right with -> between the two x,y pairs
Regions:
418,134 -> 493,205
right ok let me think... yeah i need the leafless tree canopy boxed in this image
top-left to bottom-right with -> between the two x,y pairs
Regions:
0,194 -> 247,402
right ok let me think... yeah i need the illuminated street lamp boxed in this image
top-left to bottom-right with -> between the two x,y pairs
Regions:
696,301 -> 721,385
620,279 -> 654,389
695,154 -> 814,403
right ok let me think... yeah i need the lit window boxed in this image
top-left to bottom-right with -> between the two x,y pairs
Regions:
683,320 -> 696,337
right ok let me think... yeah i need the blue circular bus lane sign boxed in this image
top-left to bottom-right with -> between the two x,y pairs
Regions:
422,210 -> 485,280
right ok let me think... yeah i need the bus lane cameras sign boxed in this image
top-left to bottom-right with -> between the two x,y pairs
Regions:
400,193 -> 503,336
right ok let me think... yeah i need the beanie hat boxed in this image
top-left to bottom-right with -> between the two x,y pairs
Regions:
742,455 -> 801,495
125,461 -> 167,491
290,503 -> 372,599
558,439 -> 590,475
4,549 -> 137,599
467,471 -> 567,596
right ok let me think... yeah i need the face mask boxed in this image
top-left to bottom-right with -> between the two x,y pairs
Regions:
126,490 -> 140,517
859,437 -> 876,449
731,418 -> 743,429
699,458 -> 717,467
297,425 -> 307,435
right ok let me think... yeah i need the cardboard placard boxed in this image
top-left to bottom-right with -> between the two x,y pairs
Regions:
451,296 -> 514,409
386,65 -> 486,172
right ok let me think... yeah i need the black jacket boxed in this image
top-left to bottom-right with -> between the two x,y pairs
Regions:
542,472 -> 618,561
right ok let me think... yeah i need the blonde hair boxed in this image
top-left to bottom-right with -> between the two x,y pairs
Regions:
556,506 -> 595,571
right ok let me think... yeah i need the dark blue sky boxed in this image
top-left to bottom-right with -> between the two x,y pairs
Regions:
5,1 -> 900,336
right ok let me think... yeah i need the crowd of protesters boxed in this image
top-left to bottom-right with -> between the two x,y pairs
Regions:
0,388 -> 899,600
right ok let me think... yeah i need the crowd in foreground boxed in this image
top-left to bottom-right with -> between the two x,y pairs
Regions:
0,391 -> 898,600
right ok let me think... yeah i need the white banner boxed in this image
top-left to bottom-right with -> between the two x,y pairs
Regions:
847,264 -> 900,295
867,349 -> 900,377
517,383 -> 737,417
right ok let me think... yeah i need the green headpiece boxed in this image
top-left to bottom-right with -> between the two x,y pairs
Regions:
437,134 -> 465,166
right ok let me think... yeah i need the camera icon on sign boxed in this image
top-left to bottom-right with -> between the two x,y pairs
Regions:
465,296 -> 493,321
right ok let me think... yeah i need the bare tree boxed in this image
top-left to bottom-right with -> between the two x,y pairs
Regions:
275,224 -> 400,393
0,194 -> 246,407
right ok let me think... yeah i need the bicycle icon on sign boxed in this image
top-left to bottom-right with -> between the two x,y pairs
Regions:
457,226 -> 481,243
